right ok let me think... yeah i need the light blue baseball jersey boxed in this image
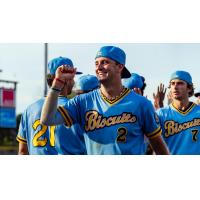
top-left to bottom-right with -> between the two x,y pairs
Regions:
157,102 -> 200,155
58,88 -> 162,155
17,96 -> 86,155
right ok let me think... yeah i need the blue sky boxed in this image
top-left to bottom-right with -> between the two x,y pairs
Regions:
0,43 -> 200,114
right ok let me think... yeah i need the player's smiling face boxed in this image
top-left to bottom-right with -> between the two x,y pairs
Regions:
95,57 -> 122,82
169,79 -> 190,100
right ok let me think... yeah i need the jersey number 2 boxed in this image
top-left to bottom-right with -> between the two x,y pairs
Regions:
116,127 -> 127,143
32,119 -> 56,147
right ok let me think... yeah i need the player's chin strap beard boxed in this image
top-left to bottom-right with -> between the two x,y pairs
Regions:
100,86 -> 126,101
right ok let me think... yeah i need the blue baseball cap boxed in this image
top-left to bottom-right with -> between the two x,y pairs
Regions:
122,73 -> 143,89
95,46 -> 131,78
48,56 -> 82,75
76,74 -> 100,91
170,70 -> 192,85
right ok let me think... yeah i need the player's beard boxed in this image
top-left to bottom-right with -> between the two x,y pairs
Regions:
98,78 -> 110,86
172,92 -> 188,101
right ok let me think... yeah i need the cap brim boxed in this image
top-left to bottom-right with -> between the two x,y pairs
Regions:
76,71 -> 83,75
121,66 -> 131,78
194,93 -> 200,97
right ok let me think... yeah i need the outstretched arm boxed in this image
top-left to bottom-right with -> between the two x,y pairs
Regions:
41,89 -> 62,125
41,65 -> 76,125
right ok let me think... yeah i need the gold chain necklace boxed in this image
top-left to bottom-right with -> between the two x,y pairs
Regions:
100,86 -> 126,101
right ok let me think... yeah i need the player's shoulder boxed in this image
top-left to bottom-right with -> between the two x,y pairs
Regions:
129,90 -> 152,105
159,104 -> 171,111
71,89 -> 98,101
193,102 -> 200,109
157,104 -> 171,116
128,89 -> 143,99
25,98 -> 44,112
58,95 -> 69,105
20,98 -> 44,120
191,102 -> 200,113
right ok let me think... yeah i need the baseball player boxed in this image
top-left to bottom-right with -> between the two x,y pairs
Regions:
75,74 -> 100,95
122,73 -> 147,96
17,57 -> 86,155
41,46 -> 169,155
123,73 -> 154,154
122,73 -> 144,95
157,70 -> 200,154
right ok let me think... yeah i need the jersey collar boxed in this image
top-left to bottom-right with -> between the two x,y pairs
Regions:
171,102 -> 196,115
100,88 -> 131,105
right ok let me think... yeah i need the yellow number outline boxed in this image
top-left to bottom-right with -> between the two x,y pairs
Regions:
191,129 -> 199,142
116,127 -> 127,143
32,119 -> 56,147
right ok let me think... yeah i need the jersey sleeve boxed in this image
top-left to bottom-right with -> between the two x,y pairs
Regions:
156,108 -> 165,134
58,95 -> 82,127
16,111 -> 27,144
142,99 -> 162,139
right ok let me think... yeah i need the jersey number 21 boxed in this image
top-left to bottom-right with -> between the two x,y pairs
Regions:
32,119 -> 56,147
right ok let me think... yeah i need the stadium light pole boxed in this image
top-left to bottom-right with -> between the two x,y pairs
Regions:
44,43 -> 48,96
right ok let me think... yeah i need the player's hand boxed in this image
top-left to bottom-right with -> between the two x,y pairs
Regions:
51,65 -> 77,90
153,83 -> 167,109
56,65 -> 76,81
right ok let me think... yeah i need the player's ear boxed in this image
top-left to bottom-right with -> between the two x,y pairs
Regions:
118,64 -> 124,73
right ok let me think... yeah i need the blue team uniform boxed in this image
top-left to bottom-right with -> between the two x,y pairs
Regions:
57,88 -> 162,155
157,103 -> 200,155
17,96 -> 86,155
